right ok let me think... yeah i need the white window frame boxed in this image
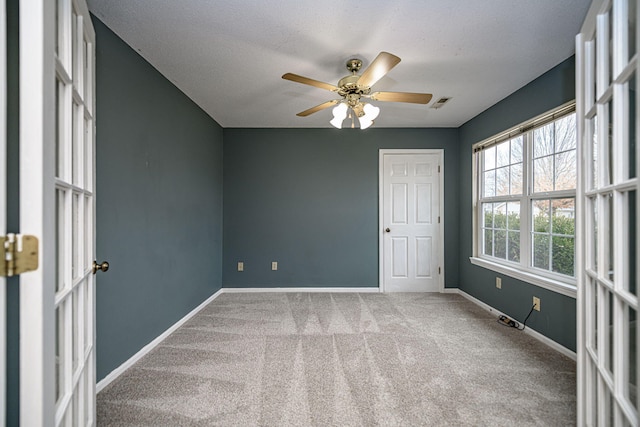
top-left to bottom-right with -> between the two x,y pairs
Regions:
470,102 -> 578,299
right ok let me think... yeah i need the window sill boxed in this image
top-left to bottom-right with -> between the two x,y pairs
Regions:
469,257 -> 577,298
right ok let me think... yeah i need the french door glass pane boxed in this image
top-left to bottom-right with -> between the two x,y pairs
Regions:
609,9 -> 614,84
73,386 -> 80,426
83,280 -> 91,354
55,81 -> 60,178
56,189 -> 66,292
606,193 -> 614,281
72,194 -> 78,280
629,73 -> 636,179
592,196 -> 599,271
628,307 -> 637,410
71,9 -> 77,81
55,304 -> 64,405
607,99 -> 614,185
84,118 -> 90,187
72,103 -> 80,186
72,288 -> 78,372
85,195 -> 91,266
83,39 -> 88,100
592,117 -> 599,190
590,278 -> 598,351
629,0 -> 637,59
630,190 -> 637,296
605,290 -> 614,375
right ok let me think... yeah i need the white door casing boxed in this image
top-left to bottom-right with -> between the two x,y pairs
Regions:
20,0 -> 96,425
380,150 -> 443,292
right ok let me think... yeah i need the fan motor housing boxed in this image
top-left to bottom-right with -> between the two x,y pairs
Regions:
337,75 -> 370,97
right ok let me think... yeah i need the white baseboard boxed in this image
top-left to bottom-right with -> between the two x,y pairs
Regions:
221,287 -> 381,293
451,288 -> 577,361
96,288 -> 225,393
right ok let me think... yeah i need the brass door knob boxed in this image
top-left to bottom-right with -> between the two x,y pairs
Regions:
385,228 -> 391,232
93,261 -> 109,274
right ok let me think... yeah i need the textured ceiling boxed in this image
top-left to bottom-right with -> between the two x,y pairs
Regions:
88,1 -> 592,128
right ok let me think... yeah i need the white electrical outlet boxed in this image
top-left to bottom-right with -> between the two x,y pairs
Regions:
533,296 -> 541,311
272,261 -> 278,271
496,277 -> 502,289
237,262 -> 244,272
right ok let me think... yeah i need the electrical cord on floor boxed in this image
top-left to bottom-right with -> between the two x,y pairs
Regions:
497,304 -> 536,331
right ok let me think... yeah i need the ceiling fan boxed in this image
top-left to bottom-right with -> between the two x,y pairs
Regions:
282,52 -> 432,129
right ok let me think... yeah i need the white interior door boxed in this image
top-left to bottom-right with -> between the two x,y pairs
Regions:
380,150 -> 443,292
20,0 -> 96,425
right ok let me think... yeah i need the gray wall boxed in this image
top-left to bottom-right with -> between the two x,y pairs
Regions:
93,17 -> 224,380
223,128 -> 460,288
458,57 -> 577,351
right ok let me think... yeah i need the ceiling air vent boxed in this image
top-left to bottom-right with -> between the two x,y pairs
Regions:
430,97 -> 451,109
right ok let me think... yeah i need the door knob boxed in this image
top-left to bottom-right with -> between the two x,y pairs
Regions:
93,260 -> 109,274
385,228 -> 391,232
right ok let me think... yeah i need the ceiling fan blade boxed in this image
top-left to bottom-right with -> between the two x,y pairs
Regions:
296,100 -> 340,117
357,52 -> 401,88
282,73 -> 339,92
370,91 -> 433,104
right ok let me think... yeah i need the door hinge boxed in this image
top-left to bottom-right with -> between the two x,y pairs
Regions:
438,165 -> 441,173
438,216 -> 441,223
0,234 -> 39,277
439,267 -> 441,274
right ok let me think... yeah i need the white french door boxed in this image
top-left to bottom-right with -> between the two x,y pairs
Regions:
576,0 -> 638,425
20,0 -> 96,425
380,150 -> 443,292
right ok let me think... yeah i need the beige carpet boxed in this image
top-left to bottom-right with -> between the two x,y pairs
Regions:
97,292 -> 576,426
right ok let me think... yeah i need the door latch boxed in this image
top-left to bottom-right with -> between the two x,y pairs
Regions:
0,234 -> 39,277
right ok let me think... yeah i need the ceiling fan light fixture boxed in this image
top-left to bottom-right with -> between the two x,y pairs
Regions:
363,103 -> 380,121
357,102 -> 380,130
330,102 -> 348,129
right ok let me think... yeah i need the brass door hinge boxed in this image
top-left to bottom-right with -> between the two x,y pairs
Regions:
1,234 -> 39,277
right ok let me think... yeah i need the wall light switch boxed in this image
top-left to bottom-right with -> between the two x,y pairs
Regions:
237,262 -> 244,272
496,277 -> 502,289
271,261 -> 278,271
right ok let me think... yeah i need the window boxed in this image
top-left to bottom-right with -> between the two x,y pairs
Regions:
472,103 -> 577,293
